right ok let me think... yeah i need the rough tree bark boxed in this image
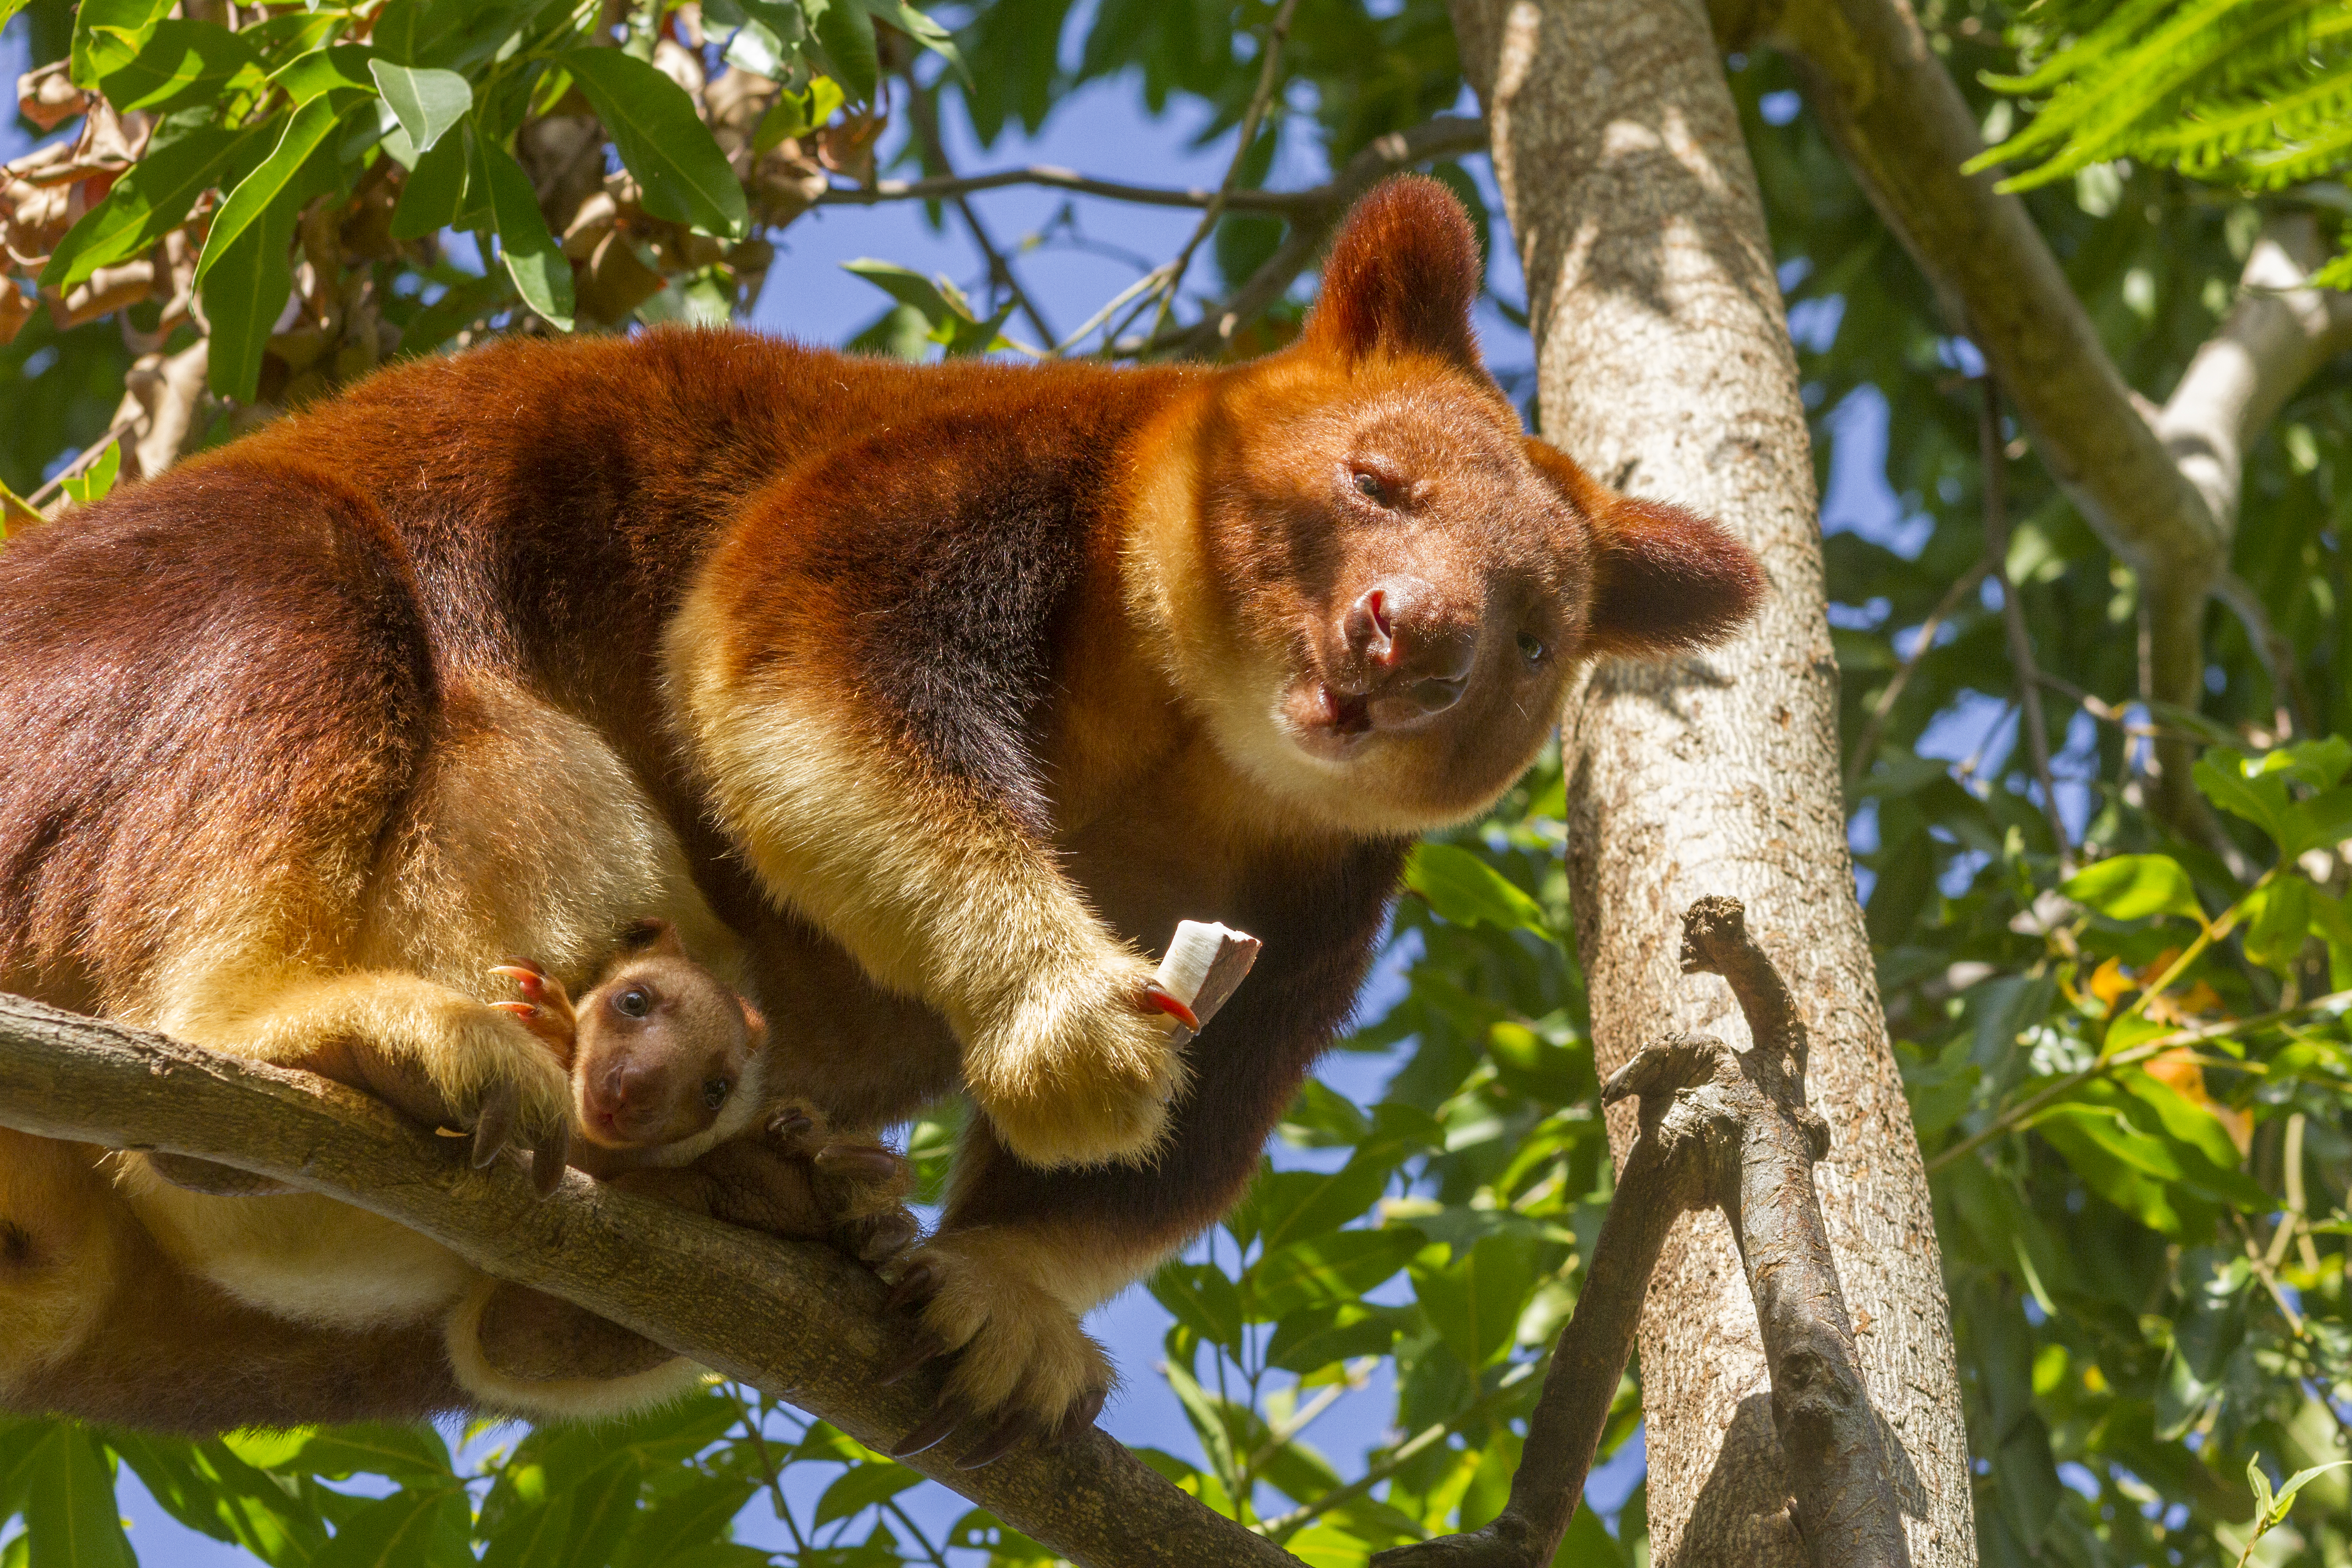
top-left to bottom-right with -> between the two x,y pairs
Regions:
1446,2 -> 1975,1564
0,995 -> 1299,1568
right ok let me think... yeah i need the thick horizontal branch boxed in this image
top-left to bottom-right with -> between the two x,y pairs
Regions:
0,994 -> 1298,1568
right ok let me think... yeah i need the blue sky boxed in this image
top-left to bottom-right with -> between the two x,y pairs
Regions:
0,8 -> 1981,1560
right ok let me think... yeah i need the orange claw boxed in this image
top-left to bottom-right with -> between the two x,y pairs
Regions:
489,964 -> 547,1000
1138,980 -> 1201,1033
488,1000 -> 539,1020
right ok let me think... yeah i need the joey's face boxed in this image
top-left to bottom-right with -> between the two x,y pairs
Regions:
1146,176 -> 1763,836
573,956 -> 766,1151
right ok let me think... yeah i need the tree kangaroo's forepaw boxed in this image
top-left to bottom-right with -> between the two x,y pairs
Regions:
876,1233 -> 1112,1469
969,956 -> 1188,1171
655,1104 -> 918,1264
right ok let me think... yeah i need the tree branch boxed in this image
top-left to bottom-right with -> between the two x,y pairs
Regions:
1372,900 -> 1908,1568
1762,0 -> 2352,829
0,993 -> 1301,1568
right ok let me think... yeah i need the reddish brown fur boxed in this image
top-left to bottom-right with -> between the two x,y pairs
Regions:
0,177 -> 1759,1436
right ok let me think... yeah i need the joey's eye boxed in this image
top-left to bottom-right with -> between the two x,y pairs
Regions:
615,987 -> 652,1019
1517,632 -> 1546,664
1352,470 -> 1387,503
702,1078 -> 731,1111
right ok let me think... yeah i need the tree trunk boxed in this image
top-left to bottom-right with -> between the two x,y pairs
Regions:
1448,3 -> 1975,1564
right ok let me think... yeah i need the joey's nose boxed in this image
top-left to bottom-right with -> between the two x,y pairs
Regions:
1345,578 -> 1477,719
590,1058 -> 667,1141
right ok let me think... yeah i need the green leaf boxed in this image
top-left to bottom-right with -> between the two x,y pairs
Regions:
197,210 -> 296,395
1245,1229 -> 1419,1318
71,0 -> 172,89
271,46 -> 380,105
557,49 -> 749,239
2288,784 -> 2352,859
1406,843 -> 1553,936
43,121 -> 251,289
479,1492 -> 573,1568
2241,874 -> 2312,979
1410,1231 -> 1541,1367
812,1460 -> 921,1527
841,260 -> 1011,354
2060,853 -> 2205,925
611,1475 -> 755,1568
371,62 -> 472,154
802,0 -> 878,101
198,93 -> 363,287
472,132 -> 574,330
90,19 -> 261,112
58,442 -> 121,507
1156,1357 -> 1239,1490
103,1431 -> 329,1567
862,0 -> 967,85
389,116 -> 482,240
21,1426 -> 133,1568
1149,1261 -> 1244,1350
555,1453 -> 643,1568
2192,748 -> 2297,849
286,1424 -> 453,1482
2270,1460 -> 2352,1524
309,1487 -> 467,1568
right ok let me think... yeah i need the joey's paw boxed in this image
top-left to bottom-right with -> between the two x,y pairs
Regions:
968,957 -> 1187,1170
680,1107 -> 917,1263
488,960 -> 579,1059
877,1232 -> 1112,1467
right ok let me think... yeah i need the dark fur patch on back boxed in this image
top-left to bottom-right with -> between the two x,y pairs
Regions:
0,1220 -> 36,1269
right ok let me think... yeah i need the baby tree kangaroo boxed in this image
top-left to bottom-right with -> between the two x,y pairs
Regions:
0,176 -> 1759,1446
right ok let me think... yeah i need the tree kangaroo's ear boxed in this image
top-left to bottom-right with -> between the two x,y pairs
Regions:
1300,174 -> 1483,368
1524,436 -> 1764,659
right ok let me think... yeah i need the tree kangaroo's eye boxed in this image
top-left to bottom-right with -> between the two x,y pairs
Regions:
616,987 -> 652,1019
702,1078 -> 731,1110
1352,470 -> 1387,502
1517,631 -> 1547,664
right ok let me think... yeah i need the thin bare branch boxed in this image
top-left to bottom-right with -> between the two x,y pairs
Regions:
902,78 -> 1058,347
1980,377 -> 2074,871
1844,559 -> 1992,790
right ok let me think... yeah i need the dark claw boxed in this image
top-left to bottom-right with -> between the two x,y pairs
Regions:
889,1401 -> 961,1459
877,1330 -> 947,1387
956,1412 -> 1039,1470
531,1121 -> 571,1197
1053,1384 -> 1107,1444
471,1083 -> 518,1170
884,1261 -> 936,1315
769,1107 -> 815,1139
858,1210 -> 920,1262
815,1144 -> 903,1181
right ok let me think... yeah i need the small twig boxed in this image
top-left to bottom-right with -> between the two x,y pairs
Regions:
1923,988 -> 2352,1175
902,76 -> 1057,346
26,418 -> 138,509
813,166 -> 1339,216
1980,377 -> 2074,871
1843,558 -> 1993,791
1138,0 -> 1303,345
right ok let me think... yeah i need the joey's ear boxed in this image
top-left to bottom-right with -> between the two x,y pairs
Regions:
1301,175 -> 1481,366
623,917 -> 685,957
737,997 -> 767,1049
1524,437 -> 1764,658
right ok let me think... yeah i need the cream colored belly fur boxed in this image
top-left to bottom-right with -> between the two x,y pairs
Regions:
116,682 -> 745,1329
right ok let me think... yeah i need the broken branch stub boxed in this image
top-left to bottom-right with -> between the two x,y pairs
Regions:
1375,898 -> 1906,1568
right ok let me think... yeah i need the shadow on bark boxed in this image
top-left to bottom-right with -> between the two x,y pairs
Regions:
1373,898 -> 1912,1568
